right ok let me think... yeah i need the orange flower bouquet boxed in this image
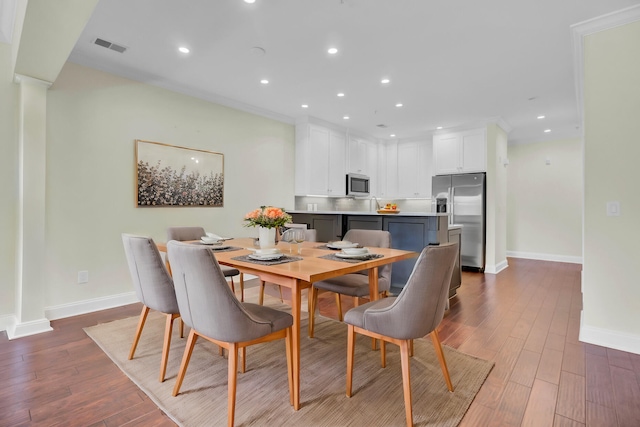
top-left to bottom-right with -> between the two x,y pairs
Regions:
243,206 -> 292,229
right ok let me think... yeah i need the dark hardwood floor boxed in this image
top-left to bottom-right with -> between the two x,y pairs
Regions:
1,258 -> 639,426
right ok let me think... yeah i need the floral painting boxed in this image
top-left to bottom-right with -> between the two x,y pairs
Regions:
135,140 -> 224,207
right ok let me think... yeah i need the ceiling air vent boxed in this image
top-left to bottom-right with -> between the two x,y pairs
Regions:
376,124 -> 388,128
94,38 -> 127,53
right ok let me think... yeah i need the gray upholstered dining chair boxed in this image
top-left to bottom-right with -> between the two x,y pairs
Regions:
344,242 -> 458,427
258,227 -> 318,305
166,241 -> 293,427
166,226 -> 245,301
308,229 -> 391,338
121,233 -> 183,383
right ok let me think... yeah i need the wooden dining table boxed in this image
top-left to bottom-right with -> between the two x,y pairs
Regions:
157,237 -> 417,411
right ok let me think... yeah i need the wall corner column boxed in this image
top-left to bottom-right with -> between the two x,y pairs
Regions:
8,74 -> 53,339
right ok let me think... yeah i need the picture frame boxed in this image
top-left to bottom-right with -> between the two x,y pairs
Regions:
135,139 -> 224,207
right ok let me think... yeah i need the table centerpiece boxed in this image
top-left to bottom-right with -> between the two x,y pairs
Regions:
243,206 -> 292,249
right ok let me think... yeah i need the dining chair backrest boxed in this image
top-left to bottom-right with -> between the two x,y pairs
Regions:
166,241 -> 277,342
166,226 -> 206,242
343,229 -> 392,280
121,233 -> 179,314
357,242 -> 457,340
304,229 -> 317,242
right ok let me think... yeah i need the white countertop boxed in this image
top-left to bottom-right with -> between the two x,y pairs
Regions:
449,224 -> 463,230
287,210 -> 449,217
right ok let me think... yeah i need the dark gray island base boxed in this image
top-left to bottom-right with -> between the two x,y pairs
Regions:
288,211 -> 461,297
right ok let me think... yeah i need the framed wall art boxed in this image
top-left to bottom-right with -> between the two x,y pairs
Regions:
135,139 -> 224,207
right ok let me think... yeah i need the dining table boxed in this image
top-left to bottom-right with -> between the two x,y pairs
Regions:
157,237 -> 417,411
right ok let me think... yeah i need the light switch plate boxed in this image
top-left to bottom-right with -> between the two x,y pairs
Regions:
606,201 -> 620,216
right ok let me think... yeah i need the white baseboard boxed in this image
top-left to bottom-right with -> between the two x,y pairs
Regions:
45,291 -> 139,321
580,311 -> 640,355
484,259 -> 509,274
7,318 -> 53,340
507,251 -> 583,264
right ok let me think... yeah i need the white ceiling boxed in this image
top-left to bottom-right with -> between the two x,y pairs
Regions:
63,0 -> 640,143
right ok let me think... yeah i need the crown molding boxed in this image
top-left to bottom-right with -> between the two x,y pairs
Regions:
14,73 -> 53,88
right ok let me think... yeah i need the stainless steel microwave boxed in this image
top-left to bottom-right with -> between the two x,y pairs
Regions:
346,173 -> 370,197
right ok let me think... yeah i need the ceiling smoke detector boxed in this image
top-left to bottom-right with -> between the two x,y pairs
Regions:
93,38 -> 127,53
376,124 -> 388,128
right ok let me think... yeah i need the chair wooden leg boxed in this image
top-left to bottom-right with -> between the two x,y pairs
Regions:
410,339 -> 414,357
430,330 -> 454,392
346,324 -> 356,397
278,285 -> 284,302
309,287 -> 318,338
259,280 -> 266,305
179,317 -> 184,338
380,339 -> 386,368
228,343 -> 238,427
172,329 -> 198,396
239,273 -> 245,302
240,347 -> 246,374
229,276 -> 235,294
336,293 -> 343,321
400,339 -> 414,427
128,305 -> 150,360
159,313 -> 178,382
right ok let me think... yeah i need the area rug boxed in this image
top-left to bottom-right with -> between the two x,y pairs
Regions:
85,295 -> 493,426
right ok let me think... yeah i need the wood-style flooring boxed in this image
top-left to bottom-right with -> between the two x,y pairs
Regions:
1,258 -> 639,426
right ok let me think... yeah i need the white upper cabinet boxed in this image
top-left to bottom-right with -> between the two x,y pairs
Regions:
295,123 -> 346,196
348,136 -> 376,177
396,140 -> 432,198
433,128 -> 486,175
377,142 -> 398,198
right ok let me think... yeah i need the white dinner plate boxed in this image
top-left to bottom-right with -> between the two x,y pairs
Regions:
334,252 -> 374,260
208,245 -> 230,250
327,242 -> 359,249
200,240 -> 223,245
248,253 -> 284,261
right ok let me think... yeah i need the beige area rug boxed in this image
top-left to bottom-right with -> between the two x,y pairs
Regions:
85,292 -> 493,426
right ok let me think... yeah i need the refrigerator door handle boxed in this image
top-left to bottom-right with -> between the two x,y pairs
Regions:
450,186 -> 455,224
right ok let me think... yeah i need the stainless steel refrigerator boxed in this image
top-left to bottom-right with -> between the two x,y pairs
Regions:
432,173 -> 486,271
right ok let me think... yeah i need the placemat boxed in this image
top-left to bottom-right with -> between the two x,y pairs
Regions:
319,253 -> 384,263
231,254 -> 303,266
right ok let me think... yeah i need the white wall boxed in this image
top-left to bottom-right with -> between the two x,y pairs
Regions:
506,138 -> 583,263
581,18 -> 640,354
1,60 -> 295,321
0,42 -> 17,319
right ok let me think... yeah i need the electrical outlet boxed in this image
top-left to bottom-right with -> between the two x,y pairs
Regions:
78,270 -> 89,284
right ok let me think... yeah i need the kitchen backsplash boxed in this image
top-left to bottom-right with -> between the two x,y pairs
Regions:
294,196 -> 433,213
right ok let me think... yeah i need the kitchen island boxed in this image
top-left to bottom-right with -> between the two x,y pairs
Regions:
287,211 -> 461,296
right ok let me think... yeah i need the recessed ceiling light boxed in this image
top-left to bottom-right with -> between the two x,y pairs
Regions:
244,0 -> 256,3
395,103 -> 403,108
381,78 -> 390,84
178,47 -> 190,53
390,134 -> 396,137
327,47 -> 338,54
436,126 -> 443,130
544,129 -> 551,133
260,79 -> 269,85
537,115 -> 545,119
301,104 -> 309,108
343,116 -> 350,120
337,93 -> 345,97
